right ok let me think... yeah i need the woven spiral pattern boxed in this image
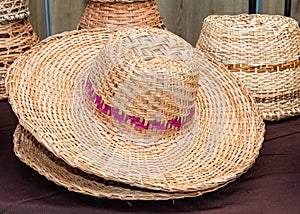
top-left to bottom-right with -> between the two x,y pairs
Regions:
13,124 -> 229,200
197,14 -> 300,121
0,0 -> 29,23
0,18 -> 38,100
77,0 -> 165,30
6,27 -> 264,193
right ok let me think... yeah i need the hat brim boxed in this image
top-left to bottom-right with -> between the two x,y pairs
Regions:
14,124 -> 232,200
6,28 -> 265,193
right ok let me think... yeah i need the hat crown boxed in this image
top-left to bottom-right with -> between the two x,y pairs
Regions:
86,29 -> 198,131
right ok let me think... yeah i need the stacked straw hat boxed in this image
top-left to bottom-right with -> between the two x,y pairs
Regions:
0,0 -> 38,100
77,0 -> 166,30
6,27 -> 265,200
197,14 -> 300,121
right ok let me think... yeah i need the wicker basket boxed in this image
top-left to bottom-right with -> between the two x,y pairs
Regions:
6,27 -> 264,193
0,18 -> 38,100
77,0 -> 166,30
0,0 -> 29,23
197,14 -> 300,121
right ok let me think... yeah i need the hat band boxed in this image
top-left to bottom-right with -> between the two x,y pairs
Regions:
86,77 -> 195,130
225,58 -> 300,73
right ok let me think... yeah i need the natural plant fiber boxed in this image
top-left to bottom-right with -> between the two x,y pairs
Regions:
0,0 -> 29,23
0,18 -> 38,100
77,0 -> 165,30
197,14 -> 300,121
6,27 -> 265,193
91,0 -> 149,3
13,124 -> 230,200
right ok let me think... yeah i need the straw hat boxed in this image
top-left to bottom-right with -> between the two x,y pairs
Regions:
14,124 -> 231,200
6,27 -> 264,194
0,0 -> 29,23
0,18 -> 38,100
197,14 -> 300,121
77,0 -> 166,30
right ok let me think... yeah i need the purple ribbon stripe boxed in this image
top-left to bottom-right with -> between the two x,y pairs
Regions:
86,77 -> 194,130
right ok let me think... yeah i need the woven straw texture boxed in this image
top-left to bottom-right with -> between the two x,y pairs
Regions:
197,14 -> 300,121
77,0 -> 165,30
6,27 -> 265,193
14,124 -> 230,200
0,18 -> 38,100
0,0 -> 29,23
91,0 -> 148,3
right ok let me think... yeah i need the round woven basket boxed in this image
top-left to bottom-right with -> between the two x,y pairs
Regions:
197,14 -> 300,121
0,0 -> 29,23
77,0 -> 166,30
0,18 -> 38,100
6,27 -> 264,193
13,124 -> 230,200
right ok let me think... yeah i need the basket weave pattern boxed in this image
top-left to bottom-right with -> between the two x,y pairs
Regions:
77,0 -> 166,30
13,124 -> 229,200
6,28 -> 264,194
0,18 -> 38,100
197,14 -> 300,120
0,0 -> 29,23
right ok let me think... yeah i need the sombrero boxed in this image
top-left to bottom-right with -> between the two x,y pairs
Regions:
0,0 -> 29,23
6,27 -> 265,194
197,14 -> 300,121
0,18 -> 38,99
77,0 -> 166,30
14,124 -> 231,200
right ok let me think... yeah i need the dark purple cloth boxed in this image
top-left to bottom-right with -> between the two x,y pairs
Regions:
0,99 -> 299,213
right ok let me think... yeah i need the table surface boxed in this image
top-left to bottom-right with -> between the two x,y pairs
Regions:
0,99 -> 299,214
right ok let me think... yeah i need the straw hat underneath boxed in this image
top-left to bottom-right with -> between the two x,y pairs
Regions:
6,27 -> 264,194
14,124 -> 231,200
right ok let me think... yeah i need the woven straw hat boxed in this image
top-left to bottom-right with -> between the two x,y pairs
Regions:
0,18 -> 38,100
77,0 -> 165,30
6,27 -> 264,193
14,124 -> 230,200
197,14 -> 300,121
0,0 -> 29,23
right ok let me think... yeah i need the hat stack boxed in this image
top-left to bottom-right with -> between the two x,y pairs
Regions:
0,0 -> 38,100
7,27 -> 265,200
77,0 -> 166,30
197,14 -> 300,121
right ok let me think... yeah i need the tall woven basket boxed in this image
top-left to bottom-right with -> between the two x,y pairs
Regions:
0,0 -> 29,22
77,0 -> 166,30
197,14 -> 300,121
0,18 -> 38,100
